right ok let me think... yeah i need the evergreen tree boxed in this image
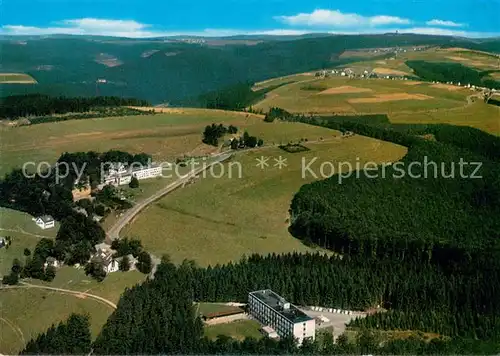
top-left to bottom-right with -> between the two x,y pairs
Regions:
119,255 -> 131,272
21,314 -> 92,355
85,261 -> 106,282
43,266 -> 57,282
129,176 -> 139,189
136,251 -> 152,274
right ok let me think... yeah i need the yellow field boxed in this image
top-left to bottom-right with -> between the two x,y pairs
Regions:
123,121 -> 407,266
0,73 -> 37,84
373,67 -> 411,76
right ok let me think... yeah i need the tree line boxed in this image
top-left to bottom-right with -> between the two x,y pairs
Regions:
405,60 -> 500,89
0,94 -> 150,119
22,252 -> 500,354
92,252 -> 500,351
283,114 -> 500,268
202,123 -> 263,148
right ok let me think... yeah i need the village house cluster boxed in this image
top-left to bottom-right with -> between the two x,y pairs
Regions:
42,242 -> 137,274
315,67 -> 498,94
315,67 -> 408,80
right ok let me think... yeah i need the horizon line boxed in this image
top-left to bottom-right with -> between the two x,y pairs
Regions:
2,32 -> 499,40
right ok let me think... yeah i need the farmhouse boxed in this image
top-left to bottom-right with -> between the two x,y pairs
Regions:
44,257 -> 60,269
92,247 -> 119,273
0,237 -> 6,249
35,215 -> 55,230
248,289 -> 315,345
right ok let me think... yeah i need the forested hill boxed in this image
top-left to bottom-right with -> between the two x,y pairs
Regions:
3,34 -> 500,104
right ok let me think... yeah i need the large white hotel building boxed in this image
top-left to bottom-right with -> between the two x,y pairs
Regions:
102,163 -> 163,186
248,289 -> 315,344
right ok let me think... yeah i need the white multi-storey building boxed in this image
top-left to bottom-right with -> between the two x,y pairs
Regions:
102,163 -> 163,186
248,289 -> 315,345
131,165 -> 163,180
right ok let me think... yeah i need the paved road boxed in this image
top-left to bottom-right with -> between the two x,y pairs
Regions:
1,282 -> 117,309
106,152 -> 233,277
107,152 -> 233,241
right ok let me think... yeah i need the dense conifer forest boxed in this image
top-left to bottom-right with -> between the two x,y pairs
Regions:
0,94 -> 149,119
25,253 -> 495,354
8,101 -> 500,354
286,116 -> 500,266
20,314 -> 92,355
405,60 -> 500,89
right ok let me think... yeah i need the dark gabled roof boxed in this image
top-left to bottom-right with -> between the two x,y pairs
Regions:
38,215 -> 54,223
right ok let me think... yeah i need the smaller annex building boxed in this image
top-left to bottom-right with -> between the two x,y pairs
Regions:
248,289 -> 315,344
34,215 -> 55,230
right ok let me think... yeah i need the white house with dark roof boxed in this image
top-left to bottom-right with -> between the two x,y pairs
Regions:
44,257 -> 60,269
92,246 -> 119,273
35,215 -> 55,230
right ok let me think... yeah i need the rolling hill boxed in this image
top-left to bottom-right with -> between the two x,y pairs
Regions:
2,34 -> 499,104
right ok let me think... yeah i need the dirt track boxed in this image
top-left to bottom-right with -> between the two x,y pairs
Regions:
1,282 -> 117,309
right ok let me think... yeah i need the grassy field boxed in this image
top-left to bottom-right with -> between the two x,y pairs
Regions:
252,73 -> 499,135
26,266 -> 146,304
0,288 -> 111,354
0,267 -> 145,354
252,46 -> 499,134
251,73 -> 316,91
196,303 -> 243,316
0,208 -> 60,275
0,73 -> 37,84
123,121 -> 407,266
390,101 -> 500,135
0,109 -> 263,177
342,47 -> 500,74
204,320 -> 262,341
253,76 -> 468,115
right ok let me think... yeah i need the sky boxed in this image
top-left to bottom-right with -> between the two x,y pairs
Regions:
2,0 -> 499,38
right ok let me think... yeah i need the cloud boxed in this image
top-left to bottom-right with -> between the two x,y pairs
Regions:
1,17 -> 496,39
0,22 -> 312,38
275,9 -> 411,27
368,16 -> 411,26
1,19 -> 162,38
426,19 -> 465,27
62,18 -> 149,32
394,27 -> 469,36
